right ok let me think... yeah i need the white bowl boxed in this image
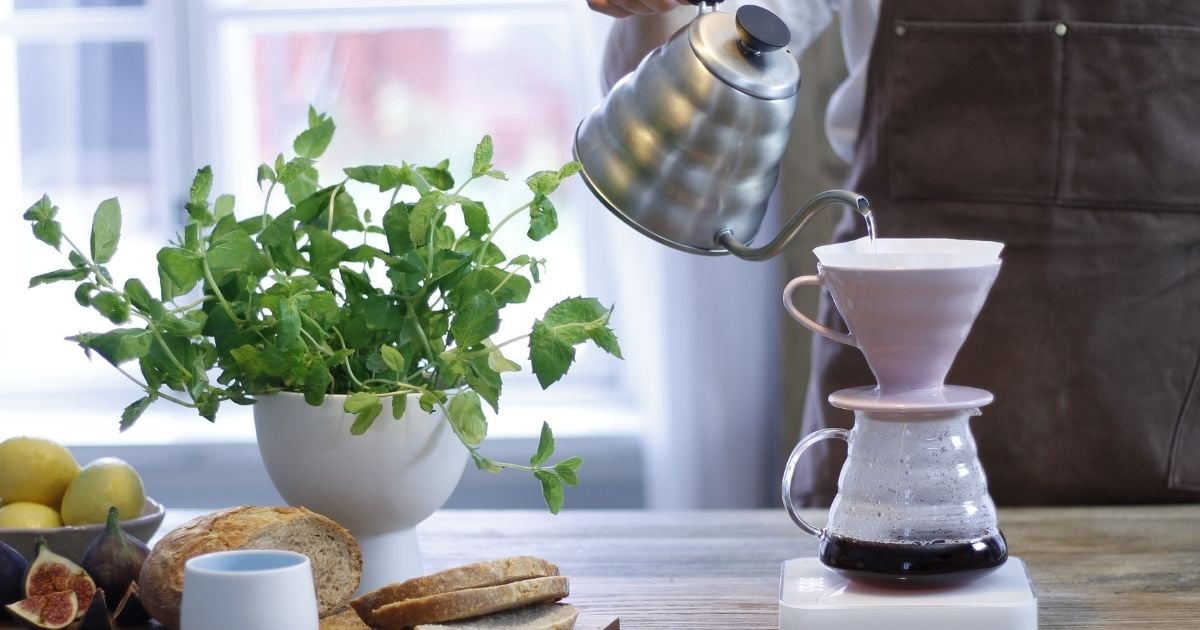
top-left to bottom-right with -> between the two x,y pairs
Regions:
0,496 -> 165,564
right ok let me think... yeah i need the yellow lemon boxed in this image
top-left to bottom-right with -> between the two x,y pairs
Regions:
0,436 -> 80,508
0,502 -> 63,529
60,457 -> 146,526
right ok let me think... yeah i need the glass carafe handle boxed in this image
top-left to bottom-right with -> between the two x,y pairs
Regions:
782,428 -> 850,537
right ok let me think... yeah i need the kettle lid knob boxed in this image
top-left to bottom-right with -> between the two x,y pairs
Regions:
735,5 -> 790,55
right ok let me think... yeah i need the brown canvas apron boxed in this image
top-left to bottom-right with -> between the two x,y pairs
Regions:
792,0 -> 1200,506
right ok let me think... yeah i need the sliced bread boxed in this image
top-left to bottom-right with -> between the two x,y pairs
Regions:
352,555 -> 559,619
369,576 -> 570,629
138,505 -> 362,629
414,603 -> 578,630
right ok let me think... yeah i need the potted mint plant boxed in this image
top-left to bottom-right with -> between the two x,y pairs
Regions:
24,109 -> 621,586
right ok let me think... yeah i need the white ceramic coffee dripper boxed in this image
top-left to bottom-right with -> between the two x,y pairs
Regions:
781,238 -> 1008,584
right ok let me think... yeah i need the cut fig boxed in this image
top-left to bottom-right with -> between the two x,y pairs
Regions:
113,581 -> 150,625
79,588 -> 112,630
5,591 -> 78,630
24,536 -> 96,619
0,540 -> 28,609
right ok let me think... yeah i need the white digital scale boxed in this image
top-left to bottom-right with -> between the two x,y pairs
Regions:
778,557 -> 1037,630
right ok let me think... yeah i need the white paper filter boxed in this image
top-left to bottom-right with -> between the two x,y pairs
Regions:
814,238 -> 1004,269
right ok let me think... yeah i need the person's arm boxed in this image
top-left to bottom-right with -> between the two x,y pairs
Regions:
599,1 -> 836,93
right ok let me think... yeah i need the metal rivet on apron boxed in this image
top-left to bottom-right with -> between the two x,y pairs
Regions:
895,24 -> 907,37
1054,22 -> 1068,36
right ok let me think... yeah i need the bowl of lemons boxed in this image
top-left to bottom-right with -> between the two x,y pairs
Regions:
0,436 -> 164,564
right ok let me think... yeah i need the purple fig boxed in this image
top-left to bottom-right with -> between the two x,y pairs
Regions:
25,536 -> 96,620
0,539 -> 28,610
79,507 -> 148,614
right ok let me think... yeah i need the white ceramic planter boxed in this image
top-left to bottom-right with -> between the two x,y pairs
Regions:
253,392 -> 467,593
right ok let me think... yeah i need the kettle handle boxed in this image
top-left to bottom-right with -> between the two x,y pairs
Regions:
687,0 -> 724,13
715,190 -> 871,261
782,428 -> 850,538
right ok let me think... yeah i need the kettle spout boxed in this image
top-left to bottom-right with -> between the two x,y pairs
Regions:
715,190 -> 871,261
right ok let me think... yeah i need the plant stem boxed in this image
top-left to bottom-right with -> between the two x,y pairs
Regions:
199,249 -> 239,323
329,325 -> 365,389
450,334 -> 529,361
260,181 -> 278,269
114,366 -> 197,408
477,202 -> 531,264
168,296 -> 212,313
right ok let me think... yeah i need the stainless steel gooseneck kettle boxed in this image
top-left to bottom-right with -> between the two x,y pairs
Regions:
573,0 -> 871,260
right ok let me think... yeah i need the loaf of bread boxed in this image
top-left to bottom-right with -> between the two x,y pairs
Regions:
414,603 -> 578,630
138,505 -> 363,629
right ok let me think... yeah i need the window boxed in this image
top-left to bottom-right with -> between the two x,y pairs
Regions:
2,0 -> 648,454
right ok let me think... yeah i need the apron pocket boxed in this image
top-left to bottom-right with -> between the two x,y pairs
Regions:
1058,22 -> 1200,211
887,21 -> 1063,204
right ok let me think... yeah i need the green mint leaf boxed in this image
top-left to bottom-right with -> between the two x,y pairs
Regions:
214,194 -> 235,222
72,328 -> 151,366
23,194 -> 57,222
90,197 -> 121,264
418,390 -> 443,413
554,456 -> 582,486
460,200 -> 490,238
308,105 -> 322,127
527,195 -> 558,241
260,212 -> 301,271
344,391 -> 380,414
284,162 -> 321,203
450,291 -> 499,348
380,345 -> 405,373
485,340 -> 521,373
257,163 -> 276,190
29,268 -> 89,288
278,157 -> 315,186
535,470 -> 564,514
407,192 -> 443,246
472,136 -> 494,177
157,247 -> 203,294
24,195 -> 62,250
529,297 -> 622,388
343,165 -> 382,185
404,163 -> 432,195
120,395 -> 155,431
448,391 -> 487,446
472,452 -> 503,473
350,403 -> 383,435
391,395 -> 408,420
485,169 -> 508,181
124,278 -> 155,312
306,229 -> 350,275
382,203 -> 413,254
92,291 -> 130,324
74,282 -> 96,306
464,357 -> 501,413
417,160 -> 455,191
293,116 -> 336,159
558,161 -> 582,179
206,229 -> 263,283
531,421 -> 555,467
525,170 -> 562,196
187,166 -> 214,222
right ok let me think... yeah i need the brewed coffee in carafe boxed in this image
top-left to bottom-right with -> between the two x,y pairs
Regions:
782,238 -> 1008,584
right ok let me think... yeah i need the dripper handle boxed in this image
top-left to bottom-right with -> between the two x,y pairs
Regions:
783,275 -> 856,347
782,428 -> 850,538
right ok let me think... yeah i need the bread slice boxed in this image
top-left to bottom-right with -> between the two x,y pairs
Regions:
369,576 -> 570,629
138,506 -> 362,629
352,556 -> 558,619
320,608 -> 372,630
414,603 -> 578,630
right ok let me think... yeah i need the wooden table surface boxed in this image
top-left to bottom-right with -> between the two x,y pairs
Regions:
6,505 -> 1199,629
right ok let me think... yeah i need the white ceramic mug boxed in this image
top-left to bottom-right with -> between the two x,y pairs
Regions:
181,550 -> 318,630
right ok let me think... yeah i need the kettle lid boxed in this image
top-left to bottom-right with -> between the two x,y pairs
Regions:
689,5 -> 800,100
